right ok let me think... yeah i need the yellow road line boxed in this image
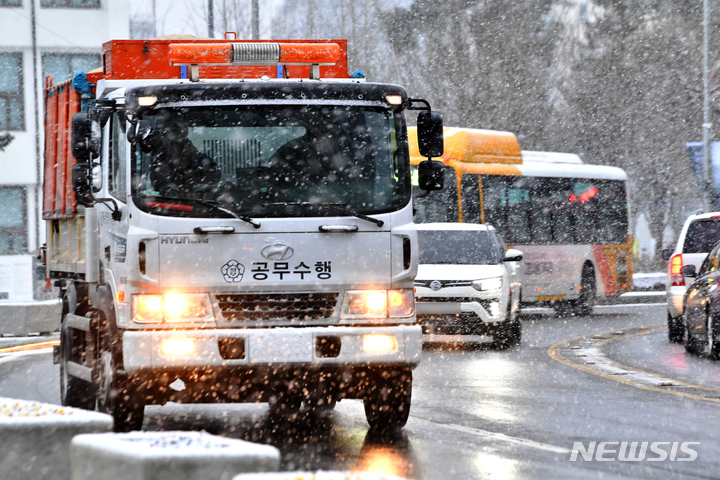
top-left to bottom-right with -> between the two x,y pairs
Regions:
547,324 -> 720,403
0,340 -> 59,354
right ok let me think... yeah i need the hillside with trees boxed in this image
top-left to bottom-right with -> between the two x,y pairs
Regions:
269,0 -> 719,267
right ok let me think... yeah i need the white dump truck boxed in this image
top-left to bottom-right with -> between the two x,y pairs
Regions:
43,37 -> 444,431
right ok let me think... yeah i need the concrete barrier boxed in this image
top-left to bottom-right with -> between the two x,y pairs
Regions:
71,431 -> 281,480
0,397 -> 113,480
0,299 -> 61,336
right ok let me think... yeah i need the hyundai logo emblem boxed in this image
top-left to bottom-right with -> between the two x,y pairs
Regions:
261,241 -> 294,260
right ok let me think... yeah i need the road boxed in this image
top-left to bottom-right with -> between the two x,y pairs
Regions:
2,303 -> 719,479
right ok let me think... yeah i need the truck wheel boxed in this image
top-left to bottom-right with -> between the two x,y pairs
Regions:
667,312 -> 684,344
96,320 -> 144,432
268,385 -> 302,417
363,368 -> 412,431
59,317 -> 95,410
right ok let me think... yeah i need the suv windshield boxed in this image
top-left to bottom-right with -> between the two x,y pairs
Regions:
131,105 -> 409,218
683,219 -> 720,253
418,230 -> 501,265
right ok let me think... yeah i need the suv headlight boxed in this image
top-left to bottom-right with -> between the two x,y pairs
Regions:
472,277 -> 503,292
133,294 -> 214,324
342,289 -> 415,319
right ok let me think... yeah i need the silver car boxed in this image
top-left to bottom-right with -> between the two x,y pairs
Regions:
662,212 -> 720,343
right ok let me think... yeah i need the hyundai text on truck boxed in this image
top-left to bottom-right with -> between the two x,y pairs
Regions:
44,37 -> 444,431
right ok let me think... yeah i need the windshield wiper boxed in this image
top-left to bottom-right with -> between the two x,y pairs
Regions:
262,202 -> 384,227
142,195 -> 261,229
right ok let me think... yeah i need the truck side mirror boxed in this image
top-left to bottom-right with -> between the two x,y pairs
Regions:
71,113 -> 91,161
661,249 -> 673,261
681,264 -> 697,277
417,159 -> 444,191
127,120 -> 153,152
417,110 -> 444,158
72,163 -> 94,206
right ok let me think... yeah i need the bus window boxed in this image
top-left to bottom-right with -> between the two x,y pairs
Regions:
571,180 -> 627,244
481,175 -> 627,245
413,166 -> 458,223
461,175 -> 481,223
482,175 -> 531,244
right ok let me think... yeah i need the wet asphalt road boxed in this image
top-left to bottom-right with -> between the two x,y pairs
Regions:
2,303 -> 720,479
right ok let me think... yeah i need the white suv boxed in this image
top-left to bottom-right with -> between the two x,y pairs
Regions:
414,223 -> 523,348
663,212 -> 720,343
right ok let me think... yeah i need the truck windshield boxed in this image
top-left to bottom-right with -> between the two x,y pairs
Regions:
131,105 -> 410,218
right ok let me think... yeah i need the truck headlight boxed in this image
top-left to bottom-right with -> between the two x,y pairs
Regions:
472,277 -> 503,292
343,290 -> 387,318
133,294 -> 214,324
342,289 -> 415,319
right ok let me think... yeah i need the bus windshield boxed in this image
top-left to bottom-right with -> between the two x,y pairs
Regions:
131,105 -> 410,218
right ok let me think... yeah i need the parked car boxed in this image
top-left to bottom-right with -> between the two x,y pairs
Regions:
662,212 -> 720,343
680,239 -> 720,358
414,223 -> 523,348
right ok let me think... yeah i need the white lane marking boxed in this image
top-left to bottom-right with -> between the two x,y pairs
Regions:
409,417 -> 571,454
0,348 -> 52,364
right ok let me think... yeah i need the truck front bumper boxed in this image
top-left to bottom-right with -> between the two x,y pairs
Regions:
122,325 -> 422,374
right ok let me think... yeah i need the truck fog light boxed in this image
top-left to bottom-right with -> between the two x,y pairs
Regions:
160,338 -> 196,356
488,302 -> 500,317
363,334 -> 397,352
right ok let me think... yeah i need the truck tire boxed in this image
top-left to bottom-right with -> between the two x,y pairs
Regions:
363,368 -> 412,431
95,316 -> 144,432
59,316 -> 95,410
667,312 -> 684,344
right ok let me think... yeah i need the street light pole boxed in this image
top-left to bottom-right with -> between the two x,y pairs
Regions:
208,0 -> 214,39
251,0 -> 259,39
703,0 -> 713,211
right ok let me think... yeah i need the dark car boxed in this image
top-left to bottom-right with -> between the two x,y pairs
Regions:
682,239 -> 720,358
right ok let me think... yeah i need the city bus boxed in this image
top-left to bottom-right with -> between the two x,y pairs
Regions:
409,127 -> 633,314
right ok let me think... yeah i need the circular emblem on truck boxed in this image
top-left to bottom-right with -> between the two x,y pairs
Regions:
221,260 -> 245,283
430,280 -> 443,291
261,242 -> 294,260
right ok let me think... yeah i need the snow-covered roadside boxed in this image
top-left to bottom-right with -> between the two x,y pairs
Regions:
0,397 -> 112,480
72,431 -> 280,480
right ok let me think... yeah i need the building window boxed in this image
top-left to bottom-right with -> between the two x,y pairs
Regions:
42,53 -> 101,85
41,0 -> 99,7
0,53 -> 24,131
0,187 -> 27,254
0,0 -> 22,6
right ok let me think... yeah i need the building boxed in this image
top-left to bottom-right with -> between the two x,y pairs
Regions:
0,0 -> 129,301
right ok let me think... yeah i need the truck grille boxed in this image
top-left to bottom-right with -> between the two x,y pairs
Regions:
216,293 -> 339,322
